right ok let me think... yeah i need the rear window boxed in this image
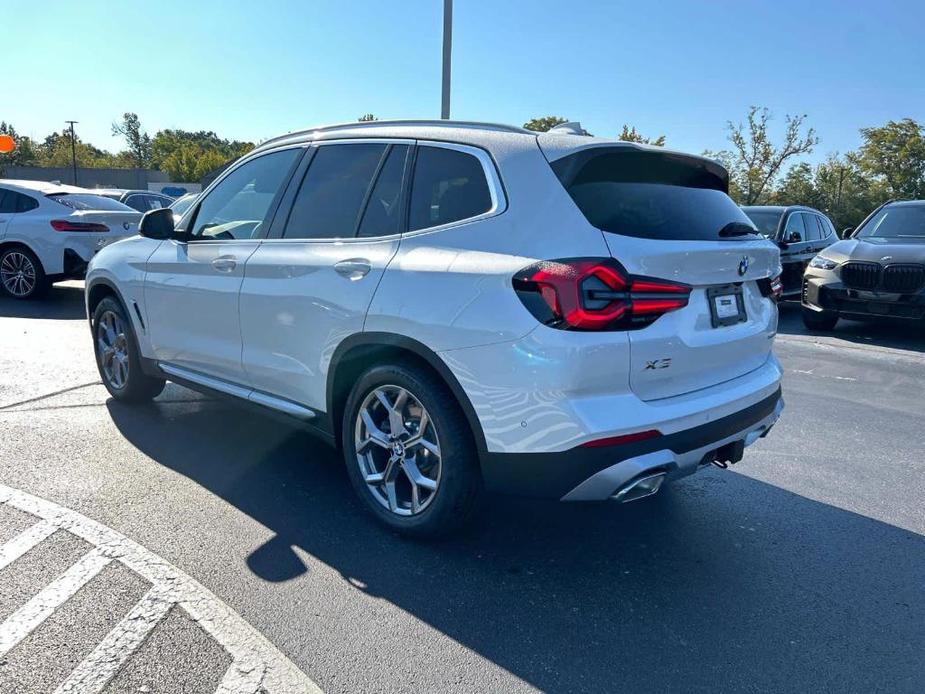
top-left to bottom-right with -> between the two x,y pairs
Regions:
552,149 -> 758,241
47,194 -> 134,212
742,209 -> 782,237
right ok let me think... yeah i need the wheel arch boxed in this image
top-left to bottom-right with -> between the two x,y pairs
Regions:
85,278 -> 134,326
327,333 -> 488,457
0,240 -> 44,269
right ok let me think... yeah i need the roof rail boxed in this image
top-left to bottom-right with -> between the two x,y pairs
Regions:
255,119 -> 532,150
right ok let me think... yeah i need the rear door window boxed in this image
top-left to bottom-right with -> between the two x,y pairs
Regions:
409,146 -> 492,231
550,148 -> 755,241
802,213 -> 821,242
0,189 -> 17,213
283,143 -> 386,240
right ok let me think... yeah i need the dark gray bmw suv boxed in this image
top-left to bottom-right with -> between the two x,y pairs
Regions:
802,200 -> 925,329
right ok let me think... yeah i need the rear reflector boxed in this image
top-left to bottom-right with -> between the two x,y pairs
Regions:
51,219 -> 109,232
579,429 -> 662,448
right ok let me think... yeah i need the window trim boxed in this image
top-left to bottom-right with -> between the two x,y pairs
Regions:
403,140 -> 507,237
181,144 -> 306,244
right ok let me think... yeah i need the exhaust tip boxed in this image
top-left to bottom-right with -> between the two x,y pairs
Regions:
611,472 -> 667,503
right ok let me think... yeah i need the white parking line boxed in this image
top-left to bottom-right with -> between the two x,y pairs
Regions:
0,518 -> 56,570
0,548 -> 111,656
0,484 -> 322,694
53,587 -> 174,694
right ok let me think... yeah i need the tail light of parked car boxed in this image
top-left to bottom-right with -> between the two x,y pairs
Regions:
758,272 -> 783,302
50,220 -> 110,232
512,258 -> 691,331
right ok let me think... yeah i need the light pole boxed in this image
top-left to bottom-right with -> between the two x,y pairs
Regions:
441,0 -> 452,119
65,120 -> 78,185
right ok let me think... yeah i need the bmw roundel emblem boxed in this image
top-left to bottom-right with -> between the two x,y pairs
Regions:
738,256 -> 750,276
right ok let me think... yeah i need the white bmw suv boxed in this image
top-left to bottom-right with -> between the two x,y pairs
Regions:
86,120 -> 784,536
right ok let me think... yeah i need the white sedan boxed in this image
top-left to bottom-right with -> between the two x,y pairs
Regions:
0,180 -> 142,299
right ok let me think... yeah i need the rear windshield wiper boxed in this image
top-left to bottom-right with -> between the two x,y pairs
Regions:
718,222 -> 758,238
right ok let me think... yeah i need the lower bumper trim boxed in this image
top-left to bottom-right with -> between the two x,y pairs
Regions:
480,388 -> 783,499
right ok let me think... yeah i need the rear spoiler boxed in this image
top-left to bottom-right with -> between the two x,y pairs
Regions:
537,137 -> 730,194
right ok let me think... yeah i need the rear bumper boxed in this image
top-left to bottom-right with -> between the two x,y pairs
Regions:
803,272 -> 925,320
480,388 -> 783,499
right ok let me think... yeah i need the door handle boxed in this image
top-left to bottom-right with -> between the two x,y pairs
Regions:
211,256 -> 237,272
334,258 -> 372,280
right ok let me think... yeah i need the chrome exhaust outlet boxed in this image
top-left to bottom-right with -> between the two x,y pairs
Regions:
611,472 -> 667,503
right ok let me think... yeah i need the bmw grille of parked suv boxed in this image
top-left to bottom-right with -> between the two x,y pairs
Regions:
84,120 -> 785,536
802,199 -> 925,330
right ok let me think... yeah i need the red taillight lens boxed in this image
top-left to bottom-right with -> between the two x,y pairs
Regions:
513,258 -> 691,331
759,273 -> 783,301
51,220 -> 109,232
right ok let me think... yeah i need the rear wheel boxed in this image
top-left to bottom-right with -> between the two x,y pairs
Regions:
92,297 -> 166,402
0,246 -> 48,299
342,363 -> 483,538
802,305 -> 839,331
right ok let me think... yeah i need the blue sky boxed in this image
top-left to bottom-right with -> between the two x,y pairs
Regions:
4,0 -> 924,164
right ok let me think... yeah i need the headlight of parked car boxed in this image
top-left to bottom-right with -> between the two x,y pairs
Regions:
809,255 -> 838,270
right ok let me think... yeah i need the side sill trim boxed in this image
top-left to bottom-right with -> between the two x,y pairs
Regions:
157,363 -> 315,420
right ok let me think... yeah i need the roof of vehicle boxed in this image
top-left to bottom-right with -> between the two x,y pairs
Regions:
0,179 -> 88,195
741,205 -> 824,214
249,119 -> 728,179
884,199 -> 925,207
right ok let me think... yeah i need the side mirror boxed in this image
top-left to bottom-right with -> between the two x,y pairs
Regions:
138,207 -> 176,240
788,231 -> 803,243
842,227 -> 854,239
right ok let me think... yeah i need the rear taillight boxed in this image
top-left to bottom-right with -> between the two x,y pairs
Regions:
51,220 -> 109,232
759,273 -> 783,302
512,258 -> 691,331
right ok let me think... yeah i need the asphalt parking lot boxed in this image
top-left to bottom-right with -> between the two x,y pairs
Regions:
1,282 -> 924,693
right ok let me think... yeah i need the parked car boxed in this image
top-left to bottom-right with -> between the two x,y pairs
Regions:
168,192 -> 198,224
85,120 -> 784,536
802,200 -> 925,329
0,180 -> 141,299
94,189 -> 174,213
741,205 -> 839,297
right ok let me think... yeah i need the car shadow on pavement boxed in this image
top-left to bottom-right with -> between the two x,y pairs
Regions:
777,301 -> 925,353
0,283 -> 86,320
107,391 -> 925,693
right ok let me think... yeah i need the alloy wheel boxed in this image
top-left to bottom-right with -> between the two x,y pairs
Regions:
97,310 -> 130,389
1,251 -> 37,297
354,385 -> 442,516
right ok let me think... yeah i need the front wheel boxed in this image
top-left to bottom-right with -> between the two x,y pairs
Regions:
92,297 -> 166,402
0,246 -> 48,299
342,363 -> 483,538
802,305 -> 839,331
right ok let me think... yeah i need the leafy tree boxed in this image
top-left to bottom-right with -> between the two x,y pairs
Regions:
0,122 -> 39,172
111,112 -> 152,167
150,129 -> 253,182
618,124 -> 665,146
523,116 -> 568,132
855,118 -> 925,199
708,106 -> 819,205
358,113 -> 377,122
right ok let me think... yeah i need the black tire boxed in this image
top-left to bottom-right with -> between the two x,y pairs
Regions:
802,305 -> 839,331
92,296 -> 166,402
341,362 -> 483,538
0,246 -> 49,299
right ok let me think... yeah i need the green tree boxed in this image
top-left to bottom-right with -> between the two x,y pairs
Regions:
708,106 -> 819,205
855,118 -> 925,199
150,129 -> 253,181
523,116 -> 568,132
0,122 -> 39,173
358,113 -> 377,122
618,124 -> 665,146
111,112 -> 152,167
